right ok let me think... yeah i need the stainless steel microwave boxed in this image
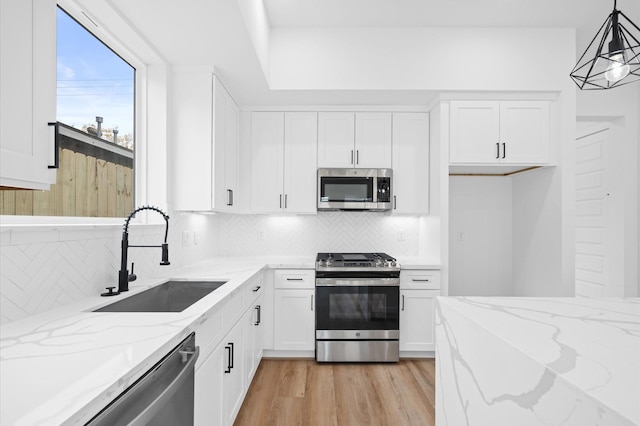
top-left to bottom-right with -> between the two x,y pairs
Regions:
317,168 -> 392,211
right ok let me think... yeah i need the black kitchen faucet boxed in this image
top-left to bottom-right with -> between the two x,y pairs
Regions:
117,206 -> 170,293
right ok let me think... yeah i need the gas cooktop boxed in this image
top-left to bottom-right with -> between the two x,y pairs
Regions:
315,252 -> 399,271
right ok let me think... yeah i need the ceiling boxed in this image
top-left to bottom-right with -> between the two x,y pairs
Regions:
103,0 -> 628,106
263,0 -> 611,29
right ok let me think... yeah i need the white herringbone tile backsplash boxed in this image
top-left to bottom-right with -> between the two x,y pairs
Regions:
0,212 -> 218,325
216,212 -> 423,257
1,211 -> 431,324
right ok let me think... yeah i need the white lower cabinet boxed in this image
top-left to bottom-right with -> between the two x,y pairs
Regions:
194,275 -> 264,426
194,340 -> 224,426
243,293 -> 264,387
399,270 -> 440,353
274,289 -> 315,351
399,289 -> 438,352
273,269 -> 315,351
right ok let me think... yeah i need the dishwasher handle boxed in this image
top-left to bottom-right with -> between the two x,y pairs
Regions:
128,345 -> 200,425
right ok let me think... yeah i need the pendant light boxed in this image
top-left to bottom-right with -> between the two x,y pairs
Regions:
570,0 -> 640,90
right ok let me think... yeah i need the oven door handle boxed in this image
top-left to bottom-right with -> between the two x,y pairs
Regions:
315,278 -> 400,286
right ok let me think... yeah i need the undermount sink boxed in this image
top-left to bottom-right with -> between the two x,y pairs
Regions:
94,280 -> 227,313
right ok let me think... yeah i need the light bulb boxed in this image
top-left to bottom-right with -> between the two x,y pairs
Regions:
604,52 -> 630,82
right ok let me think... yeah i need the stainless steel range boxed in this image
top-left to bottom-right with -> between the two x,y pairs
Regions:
315,252 -> 400,363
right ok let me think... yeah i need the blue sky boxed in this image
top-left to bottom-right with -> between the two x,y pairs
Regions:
56,7 -> 134,137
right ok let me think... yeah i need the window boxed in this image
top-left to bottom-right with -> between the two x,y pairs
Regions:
0,6 -> 136,217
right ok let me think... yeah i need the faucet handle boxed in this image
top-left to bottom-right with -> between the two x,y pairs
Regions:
160,243 -> 170,266
128,262 -> 137,282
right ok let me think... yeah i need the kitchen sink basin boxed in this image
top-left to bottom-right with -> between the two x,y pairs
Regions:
93,280 -> 227,313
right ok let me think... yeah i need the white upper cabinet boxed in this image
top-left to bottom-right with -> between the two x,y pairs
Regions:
283,112 -> 318,213
213,77 -> 239,212
251,112 -> 317,214
392,113 -> 429,214
449,100 -> 550,165
318,112 -> 391,168
317,112 -> 354,168
355,113 -> 392,168
172,73 -> 239,211
0,0 -> 56,190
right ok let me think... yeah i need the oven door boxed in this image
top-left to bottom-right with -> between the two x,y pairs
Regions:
315,278 -> 399,338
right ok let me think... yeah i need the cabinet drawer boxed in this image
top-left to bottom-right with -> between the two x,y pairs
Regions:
195,308 -> 223,367
274,269 -> 315,289
244,274 -> 264,309
400,270 -> 440,290
221,291 -> 244,331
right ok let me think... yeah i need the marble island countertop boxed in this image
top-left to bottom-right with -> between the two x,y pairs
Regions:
435,297 -> 640,426
0,256 -> 315,426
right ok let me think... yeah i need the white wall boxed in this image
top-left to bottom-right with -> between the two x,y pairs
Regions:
270,28 -> 574,91
449,176 -> 513,296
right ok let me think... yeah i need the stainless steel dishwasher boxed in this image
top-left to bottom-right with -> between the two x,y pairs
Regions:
87,333 -> 199,426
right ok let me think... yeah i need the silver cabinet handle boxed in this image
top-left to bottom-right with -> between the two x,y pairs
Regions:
402,295 -> 405,311
502,143 -> 506,159
287,278 -> 304,281
496,142 -> 500,159
411,279 -> 430,282
351,150 -> 354,164
284,194 -> 288,209
394,195 -> 397,210
253,286 -> 261,292
311,294 -> 314,311
356,150 -> 359,164
279,194 -> 283,209
226,189 -> 233,206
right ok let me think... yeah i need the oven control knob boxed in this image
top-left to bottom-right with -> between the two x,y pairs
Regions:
390,261 -> 397,267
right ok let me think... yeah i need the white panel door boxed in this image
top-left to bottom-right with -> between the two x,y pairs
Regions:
224,90 -> 239,210
274,289 -> 315,351
194,344 -> 224,426
355,112 -> 392,168
575,126 -> 622,297
0,0 -> 56,189
251,112 -> 285,213
500,101 -> 550,164
284,112 -> 317,213
399,290 -> 437,352
449,101 -> 500,164
392,113 -> 429,214
317,112 -> 355,168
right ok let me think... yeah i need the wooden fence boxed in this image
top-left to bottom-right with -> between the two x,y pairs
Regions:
0,126 -> 133,217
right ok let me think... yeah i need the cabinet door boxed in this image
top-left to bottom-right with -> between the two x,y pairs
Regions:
251,112 -> 285,213
274,289 -> 315,351
355,113 -> 392,168
213,80 -> 228,210
499,101 -> 550,164
224,99 -> 239,208
223,322 -> 245,426
399,289 -> 438,352
283,112 -> 317,213
243,295 -> 263,388
172,72 -> 213,211
0,0 -> 56,190
213,77 -> 240,212
392,113 -> 429,214
317,112 -> 355,168
449,101 -> 500,164
194,343 -> 224,426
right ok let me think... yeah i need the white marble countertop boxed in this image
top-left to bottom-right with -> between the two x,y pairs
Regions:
0,256 -> 314,426
436,297 -> 640,425
0,255 -> 437,425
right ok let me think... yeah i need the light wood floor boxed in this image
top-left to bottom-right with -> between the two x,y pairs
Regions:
234,359 -> 436,426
